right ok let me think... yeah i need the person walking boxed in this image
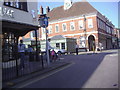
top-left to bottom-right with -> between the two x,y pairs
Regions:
18,40 -> 26,70
99,42 -> 103,52
47,38 -> 54,61
92,41 -> 96,54
51,49 -> 56,62
27,45 -> 34,61
75,43 -> 79,55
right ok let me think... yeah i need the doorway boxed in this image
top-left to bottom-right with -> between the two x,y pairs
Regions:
88,35 -> 95,51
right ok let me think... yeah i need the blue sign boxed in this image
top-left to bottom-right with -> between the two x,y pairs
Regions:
39,14 -> 49,28
39,17 -> 45,27
44,17 -> 49,27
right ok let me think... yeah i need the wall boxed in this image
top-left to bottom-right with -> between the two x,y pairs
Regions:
46,14 -> 99,50
1,1 -> 38,26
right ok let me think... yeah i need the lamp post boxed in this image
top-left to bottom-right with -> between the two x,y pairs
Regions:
38,14 -> 50,65
83,15 -> 87,51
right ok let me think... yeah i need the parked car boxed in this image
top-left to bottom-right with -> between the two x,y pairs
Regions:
54,48 -> 67,54
40,48 -> 67,54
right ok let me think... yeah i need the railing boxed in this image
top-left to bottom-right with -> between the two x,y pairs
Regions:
2,51 -> 62,82
2,53 -> 46,82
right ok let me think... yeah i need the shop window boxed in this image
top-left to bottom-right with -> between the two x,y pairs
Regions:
4,0 -> 28,12
56,43 -> 60,49
2,32 -> 18,61
79,36 -> 86,48
61,43 -> 65,49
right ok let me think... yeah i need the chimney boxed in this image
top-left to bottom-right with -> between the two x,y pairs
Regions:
64,0 -> 72,10
40,6 -> 43,15
46,6 -> 50,14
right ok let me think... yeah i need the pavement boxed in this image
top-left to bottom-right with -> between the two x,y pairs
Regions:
2,59 -> 70,89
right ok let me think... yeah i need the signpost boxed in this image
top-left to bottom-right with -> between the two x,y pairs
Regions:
38,14 -> 50,66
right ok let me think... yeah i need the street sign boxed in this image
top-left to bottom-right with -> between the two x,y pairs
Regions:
38,14 -> 50,65
39,17 -> 45,27
38,14 -> 49,28
44,17 -> 48,27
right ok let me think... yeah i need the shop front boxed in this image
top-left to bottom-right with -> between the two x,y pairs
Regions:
2,20 -> 38,62
1,1 -> 39,82
1,0 -> 38,61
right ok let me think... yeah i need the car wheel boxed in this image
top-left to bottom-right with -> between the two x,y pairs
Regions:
57,51 -> 62,55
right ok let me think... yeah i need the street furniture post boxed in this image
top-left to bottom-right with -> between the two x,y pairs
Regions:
38,14 -> 50,66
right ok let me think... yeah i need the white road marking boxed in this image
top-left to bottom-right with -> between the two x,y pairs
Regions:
12,62 -> 75,88
108,54 -> 118,57
59,58 -> 64,60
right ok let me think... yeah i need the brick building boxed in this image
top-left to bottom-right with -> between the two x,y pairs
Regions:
23,1 -> 117,51
39,1 -> 116,51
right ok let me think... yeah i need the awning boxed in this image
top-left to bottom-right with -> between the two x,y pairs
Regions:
1,20 -> 39,36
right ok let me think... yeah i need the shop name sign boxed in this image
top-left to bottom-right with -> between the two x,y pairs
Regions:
0,7 -> 14,18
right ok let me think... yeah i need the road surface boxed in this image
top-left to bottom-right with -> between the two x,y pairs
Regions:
13,50 -> 119,88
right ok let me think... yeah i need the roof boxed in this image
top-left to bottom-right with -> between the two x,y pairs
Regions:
47,1 -> 98,21
51,35 -> 66,40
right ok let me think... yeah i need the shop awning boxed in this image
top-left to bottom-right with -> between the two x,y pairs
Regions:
2,20 -> 39,36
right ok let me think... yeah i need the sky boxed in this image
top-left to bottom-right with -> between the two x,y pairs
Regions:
37,0 -> 119,28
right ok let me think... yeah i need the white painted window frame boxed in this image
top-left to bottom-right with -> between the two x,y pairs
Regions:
55,24 -> 59,33
78,20 -> 84,30
48,25 -> 52,34
62,23 -> 67,32
70,22 -> 75,31
88,19 -> 93,28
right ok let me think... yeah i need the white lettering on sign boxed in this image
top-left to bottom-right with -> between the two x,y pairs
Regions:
0,7 -> 14,18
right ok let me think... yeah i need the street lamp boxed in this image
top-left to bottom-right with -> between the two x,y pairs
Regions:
83,15 -> 87,51
38,14 -> 50,65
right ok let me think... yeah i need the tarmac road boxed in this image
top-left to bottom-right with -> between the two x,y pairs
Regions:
13,50 -> 119,88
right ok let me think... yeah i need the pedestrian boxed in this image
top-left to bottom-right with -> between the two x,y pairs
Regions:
47,38 -> 54,61
27,45 -> 34,61
92,41 -> 96,53
99,42 -> 103,52
75,43 -> 79,55
51,49 -> 56,62
18,40 -> 26,70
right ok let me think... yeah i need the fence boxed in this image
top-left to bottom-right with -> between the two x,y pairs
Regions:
2,51 -> 63,82
2,53 -> 47,82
